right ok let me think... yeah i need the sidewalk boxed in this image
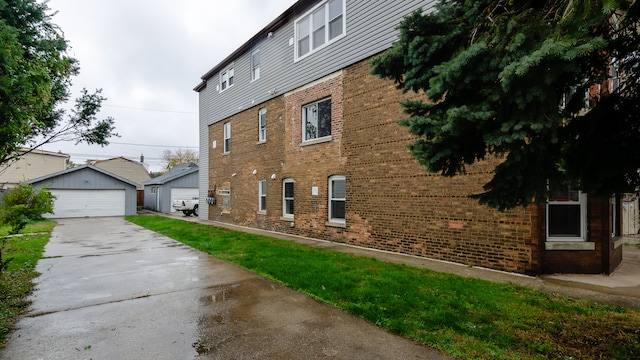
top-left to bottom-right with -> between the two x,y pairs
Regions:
164,212 -> 640,309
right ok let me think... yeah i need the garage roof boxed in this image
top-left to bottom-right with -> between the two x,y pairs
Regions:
28,164 -> 140,188
143,162 -> 198,186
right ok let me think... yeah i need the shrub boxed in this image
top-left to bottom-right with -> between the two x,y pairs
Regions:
0,184 -> 55,233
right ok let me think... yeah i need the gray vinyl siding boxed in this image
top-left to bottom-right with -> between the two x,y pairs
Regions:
164,172 -> 199,189
198,86 -> 213,219
143,186 -> 158,211
199,0 -> 436,127
159,172 -> 199,213
30,167 -> 137,216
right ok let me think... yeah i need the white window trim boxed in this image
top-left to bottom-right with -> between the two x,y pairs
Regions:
219,65 -> 235,93
294,0 -> 346,62
546,191 -> 587,242
258,108 -> 267,142
223,122 -> 231,153
328,175 -> 345,224
282,178 -> 294,219
251,49 -> 261,82
258,179 -> 267,214
302,97 -> 332,143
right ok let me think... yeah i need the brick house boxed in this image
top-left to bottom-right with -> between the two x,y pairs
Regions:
194,0 -> 623,274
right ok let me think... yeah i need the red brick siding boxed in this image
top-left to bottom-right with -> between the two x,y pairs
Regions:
205,55 -> 620,275
208,73 -> 348,240
208,96 -> 288,229
341,59 -> 534,273
541,196 -> 621,274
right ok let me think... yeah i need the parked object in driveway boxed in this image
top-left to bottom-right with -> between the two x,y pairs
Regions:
172,197 -> 198,216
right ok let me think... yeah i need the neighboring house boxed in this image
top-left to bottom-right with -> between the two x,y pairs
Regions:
0,148 -> 70,189
193,0 -> 622,274
29,164 -> 138,218
143,162 -> 199,213
87,156 -> 151,190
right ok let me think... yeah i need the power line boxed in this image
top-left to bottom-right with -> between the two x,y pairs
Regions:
103,104 -> 198,114
109,142 -> 198,149
65,152 -> 164,161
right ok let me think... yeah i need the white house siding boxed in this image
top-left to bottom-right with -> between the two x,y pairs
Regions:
0,150 -> 69,188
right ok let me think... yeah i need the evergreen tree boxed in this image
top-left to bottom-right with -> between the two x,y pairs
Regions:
371,0 -> 640,210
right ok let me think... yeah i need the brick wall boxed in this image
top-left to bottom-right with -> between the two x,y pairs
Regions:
207,72 -> 348,240
207,61 -> 536,274
540,197 -> 621,274
208,96 -> 287,228
341,59 -> 534,273
205,54 -> 623,275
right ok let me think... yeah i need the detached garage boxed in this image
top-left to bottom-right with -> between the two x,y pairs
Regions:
143,162 -> 198,213
29,165 -> 138,218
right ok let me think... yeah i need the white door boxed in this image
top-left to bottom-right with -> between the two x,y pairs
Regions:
46,189 -> 126,218
170,188 -> 199,212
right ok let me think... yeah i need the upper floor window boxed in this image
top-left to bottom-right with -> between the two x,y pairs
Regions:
223,122 -> 231,153
220,66 -> 234,92
251,50 -> 261,81
295,0 -> 345,61
258,108 -> 267,142
328,175 -> 345,223
283,178 -> 294,218
546,182 -> 586,241
303,98 -> 331,142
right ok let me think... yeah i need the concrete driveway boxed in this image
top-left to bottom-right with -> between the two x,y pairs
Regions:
0,217 -> 448,360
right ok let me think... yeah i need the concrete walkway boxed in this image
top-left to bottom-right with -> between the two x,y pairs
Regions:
168,212 -> 640,310
0,217 -> 449,360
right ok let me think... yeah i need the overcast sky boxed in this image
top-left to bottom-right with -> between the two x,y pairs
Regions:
41,0 -> 296,172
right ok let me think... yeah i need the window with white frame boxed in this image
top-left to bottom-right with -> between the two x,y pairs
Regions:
283,178 -> 294,218
258,180 -> 267,212
223,122 -> 231,153
220,66 -> 234,92
303,98 -> 331,142
546,182 -> 587,241
258,108 -> 267,142
295,0 -> 345,60
328,175 -> 345,223
251,49 -> 261,81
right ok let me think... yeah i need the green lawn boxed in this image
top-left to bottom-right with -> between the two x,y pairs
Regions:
0,220 -> 55,346
127,215 -> 640,360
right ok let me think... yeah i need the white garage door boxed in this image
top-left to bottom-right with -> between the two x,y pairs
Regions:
170,188 -> 199,213
46,189 -> 126,218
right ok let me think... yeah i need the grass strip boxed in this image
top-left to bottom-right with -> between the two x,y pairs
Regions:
0,220 -> 55,347
127,215 -> 640,360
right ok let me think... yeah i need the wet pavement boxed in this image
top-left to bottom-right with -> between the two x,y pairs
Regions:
0,217 -> 449,360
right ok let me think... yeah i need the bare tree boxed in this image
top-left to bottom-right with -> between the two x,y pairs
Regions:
160,148 -> 198,170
